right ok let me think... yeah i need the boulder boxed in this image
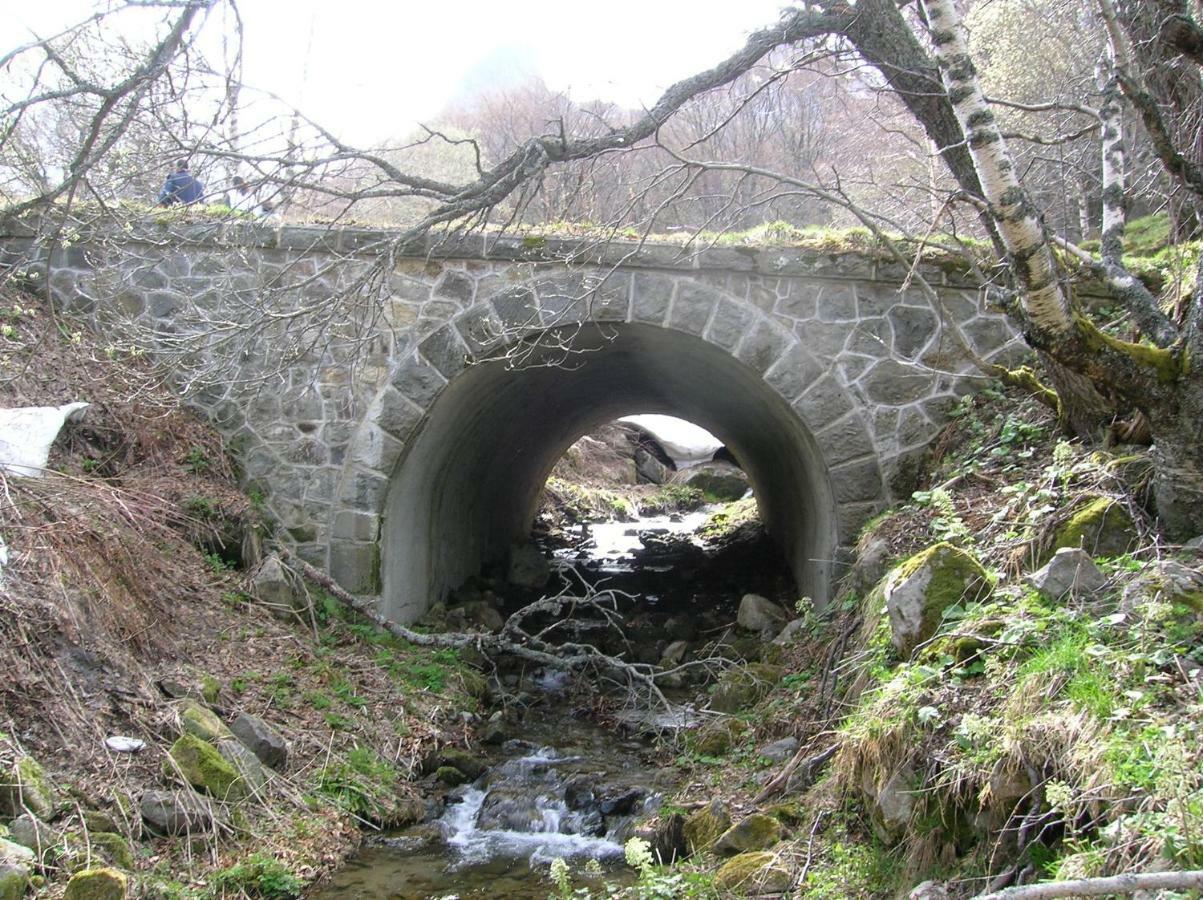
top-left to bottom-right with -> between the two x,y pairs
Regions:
709,664 -> 784,714
758,737 -> 799,763
166,734 -> 247,801
454,600 -> 505,633
659,641 -> 689,668
139,790 -> 213,835
1120,560 -> 1203,613
1027,548 -> 1106,600
682,800 -> 731,855
7,815 -> 57,861
475,788 -> 543,832
563,776 -> 596,811
1049,496 -> 1138,560
178,700 -> 233,744
0,756 -> 62,821
861,767 -> 916,842
63,867 -> 127,900
230,714 -> 288,770
0,840 -> 34,869
507,543 -> 549,590
0,864 -> 28,900
772,619 -> 808,645
251,555 -> 301,617
435,767 -> 468,787
81,811 -> 120,835
432,748 -> 486,781
87,833 -> 133,871
714,813 -> 783,856
634,447 -> 672,485
713,851 -> 792,894
692,720 -> 747,757
216,740 -> 267,795
909,882 -> 952,900
737,594 -> 789,634
884,543 -> 992,657
679,463 -> 748,502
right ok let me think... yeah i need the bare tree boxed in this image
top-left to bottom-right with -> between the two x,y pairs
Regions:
3,0 -> 1203,540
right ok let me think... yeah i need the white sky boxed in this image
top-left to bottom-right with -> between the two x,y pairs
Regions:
11,0 -> 794,145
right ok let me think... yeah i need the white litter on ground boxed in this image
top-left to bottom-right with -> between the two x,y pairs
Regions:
0,402 -> 89,477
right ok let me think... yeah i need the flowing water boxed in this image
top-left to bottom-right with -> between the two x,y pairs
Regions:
312,709 -> 678,899
315,496 -> 784,898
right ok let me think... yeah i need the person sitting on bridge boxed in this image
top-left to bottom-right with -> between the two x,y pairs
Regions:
157,159 -> 204,206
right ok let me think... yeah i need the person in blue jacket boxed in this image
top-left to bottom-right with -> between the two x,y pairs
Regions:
157,159 -> 204,206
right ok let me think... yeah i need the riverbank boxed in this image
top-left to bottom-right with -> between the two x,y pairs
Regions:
0,293 -> 482,897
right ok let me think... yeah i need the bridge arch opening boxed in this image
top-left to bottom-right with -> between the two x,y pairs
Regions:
379,323 -> 840,624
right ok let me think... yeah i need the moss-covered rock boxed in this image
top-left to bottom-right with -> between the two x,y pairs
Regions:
0,757 -> 63,821
63,867 -> 126,900
713,813 -> 783,856
85,834 -> 133,871
80,812 -> 120,835
1049,496 -> 1138,560
166,735 -> 246,801
0,864 -> 28,900
713,851 -> 791,894
884,543 -> 992,657
435,766 -> 468,787
178,700 -> 233,743
692,719 -> 748,757
682,799 -> 731,856
709,664 -> 785,713
433,749 -> 486,781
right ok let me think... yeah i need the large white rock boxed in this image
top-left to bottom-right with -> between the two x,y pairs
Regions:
0,402 -> 89,477
737,594 -> 789,633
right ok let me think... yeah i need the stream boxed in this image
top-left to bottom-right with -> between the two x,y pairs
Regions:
311,708 -> 675,899
315,492 -> 791,898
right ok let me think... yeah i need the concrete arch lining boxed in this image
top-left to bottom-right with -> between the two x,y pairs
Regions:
380,323 -> 841,624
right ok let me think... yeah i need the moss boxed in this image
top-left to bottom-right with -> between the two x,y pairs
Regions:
435,766 -> 467,787
166,734 -> 246,801
710,664 -> 785,713
178,699 -> 232,743
1075,314 -> 1181,383
692,720 -> 749,756
199,675 -> 221,705
713,851 -> 791,894
434,749 -> 486,780
0,865 -> 28,900
1050,496 -> 1137,559
63,868 -> 127,900
0,756 -> 62,820
714,814 -> 783,855
886,542 -> 992,655
683,800 -> 731,855
86,833 -> 134,871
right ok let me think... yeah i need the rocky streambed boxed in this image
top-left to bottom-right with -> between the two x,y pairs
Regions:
313,703 -> 675,899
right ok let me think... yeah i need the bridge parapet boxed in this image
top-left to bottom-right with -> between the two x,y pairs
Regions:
0,221 -> 1026,620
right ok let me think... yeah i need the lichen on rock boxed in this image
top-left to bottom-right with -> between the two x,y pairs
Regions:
713,813 -> 783,855
166,734 -> 247,801
63,867 -> 127,900
682,799 -> 731,855
713,850 -> 791,894
883,542 -> 992,657
1049,496 -> 1137,560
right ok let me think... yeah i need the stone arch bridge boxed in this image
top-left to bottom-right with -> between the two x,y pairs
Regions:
4,222 -> 1023,623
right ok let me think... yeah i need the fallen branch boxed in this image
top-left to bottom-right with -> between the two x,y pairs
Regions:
279,550 -> 672,709
973,869 -> 1203,899
755,741 -> 840,803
